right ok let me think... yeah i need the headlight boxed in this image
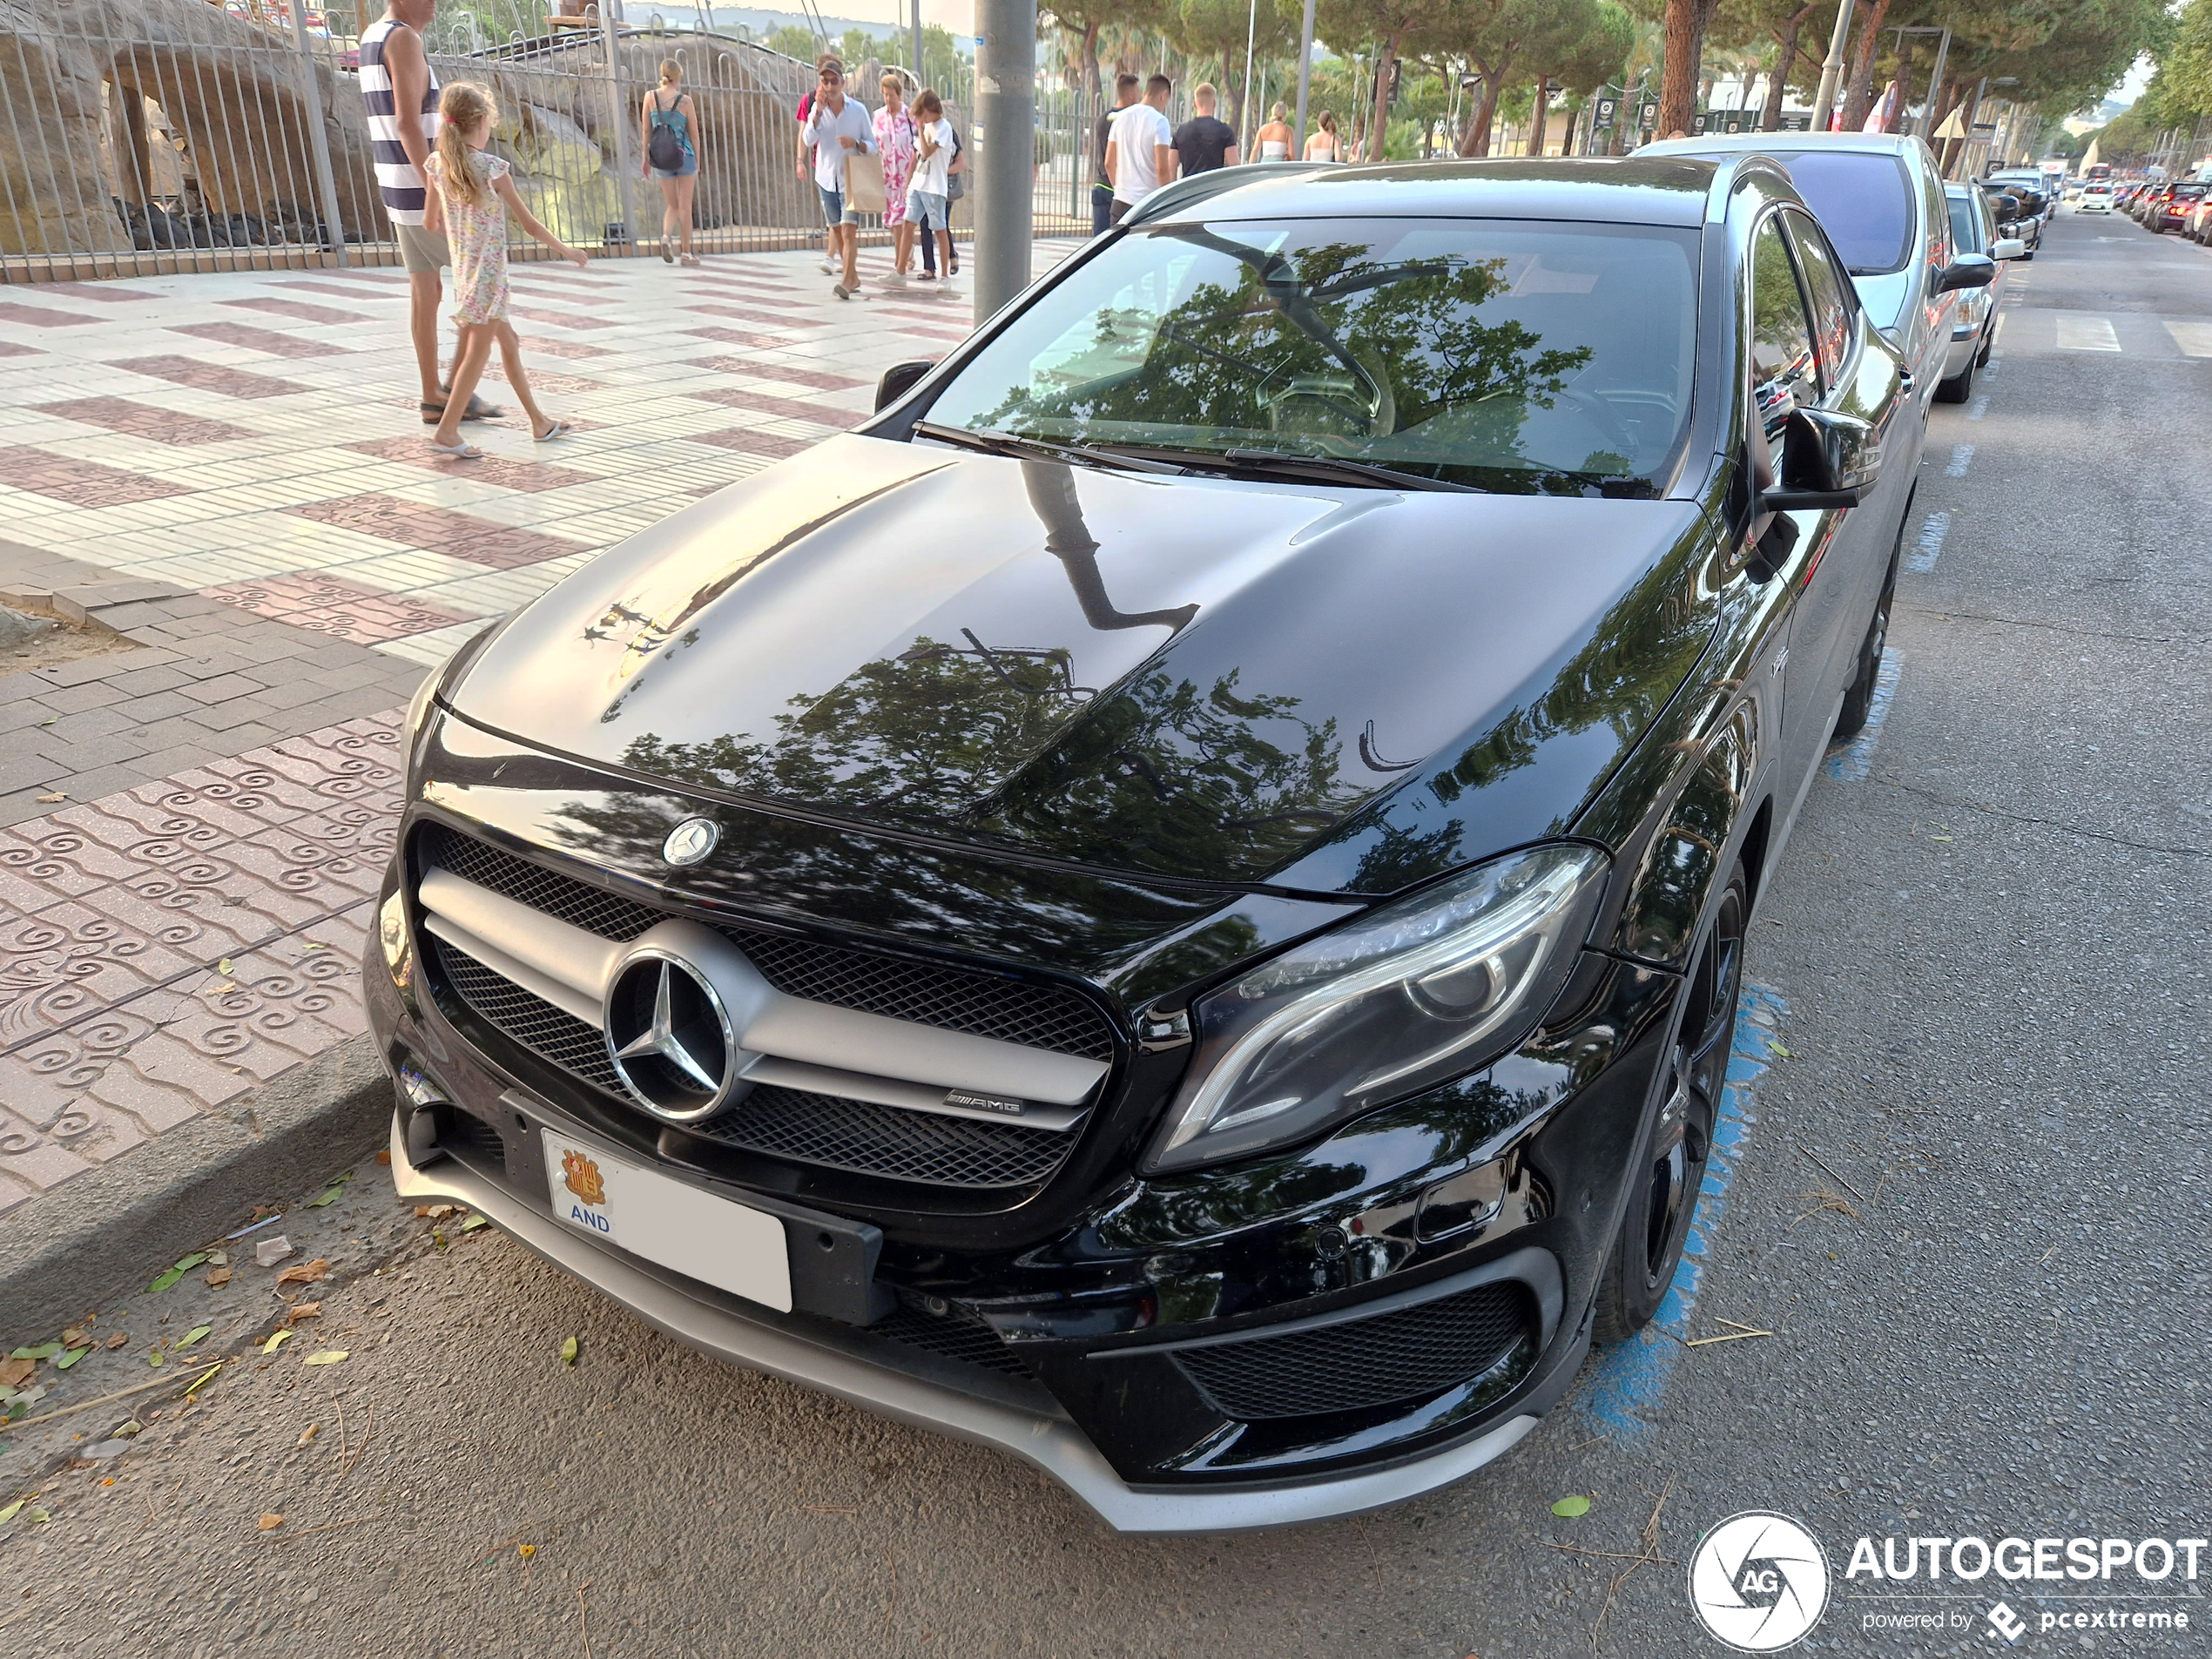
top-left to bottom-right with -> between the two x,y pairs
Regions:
1143,845 -> 1608,1174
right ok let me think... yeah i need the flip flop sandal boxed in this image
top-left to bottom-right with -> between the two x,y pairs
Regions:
660,238 -> 674,264
427,438 -> 482,459
534,420 -> 575,442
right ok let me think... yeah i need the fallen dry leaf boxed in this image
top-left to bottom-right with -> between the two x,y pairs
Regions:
258,1513 -> 283,1532
206,1266 -> 234,1288
374,1150 -> 392,1166
61,1327 -> 90,1348
413,1204 -> 457,1220
300,1350 -> 349,1367
35,792 -> 66,804
283,1302 -> 322,1325
0,1357 -> 33,1388
105,1332 -> 128,1350
517,1543 -> 536,1559
274,1258 -> 329,1286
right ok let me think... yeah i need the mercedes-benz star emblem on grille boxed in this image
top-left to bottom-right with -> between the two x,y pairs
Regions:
604,949 -> 738,1123
661,817 -> 718,867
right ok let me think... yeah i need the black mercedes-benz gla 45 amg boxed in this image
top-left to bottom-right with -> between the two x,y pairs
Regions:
368,156 -> 1978,1529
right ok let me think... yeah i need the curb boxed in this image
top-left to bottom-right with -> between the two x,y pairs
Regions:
2,1039 -> 394,1340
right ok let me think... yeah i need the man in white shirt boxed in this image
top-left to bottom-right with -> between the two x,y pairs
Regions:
796,58 -> 875,298
1105,74 -> 1175,226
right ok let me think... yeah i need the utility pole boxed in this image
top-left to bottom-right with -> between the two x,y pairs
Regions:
973,0 -> 1035,321
910,0 -> 922,86
1293,0 -> 1316,155
1811,0 -> 1853,132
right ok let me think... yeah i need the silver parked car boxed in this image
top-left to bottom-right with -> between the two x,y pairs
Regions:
1638,132 -> 1997,426
1939,181 -> 2025,401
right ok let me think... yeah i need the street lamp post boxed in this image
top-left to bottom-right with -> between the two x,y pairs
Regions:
1292,0 -> 1316,155
973,0 -> 1035,322
1811,0 -> 1854,132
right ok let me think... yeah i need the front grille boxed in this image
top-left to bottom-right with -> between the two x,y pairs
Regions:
871,1294 -> 1030,1376
435,937 -> 622,1095
431,937 -> 1078,1191
692,1086 -> 1075,1189
1171,1281 -> 1533,1421
416,823 -> 1116,1061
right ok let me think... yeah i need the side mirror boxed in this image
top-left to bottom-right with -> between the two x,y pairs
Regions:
1763,407 -> 1881,511
875,359 -> 938,411
1991,236 -> 2026,261
1936,253 -> 1998,293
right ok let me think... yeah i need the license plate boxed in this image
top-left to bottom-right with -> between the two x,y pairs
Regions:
542,1129 -> 792,1312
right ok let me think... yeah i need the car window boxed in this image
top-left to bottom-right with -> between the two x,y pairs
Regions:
1945,193 -> 1984,254
1921,157 -> 1950,271
1784,211 -> 1853,389
923,217 -> 1701,496
1764,151 -> 1914,273
1749,215 -> 1817,447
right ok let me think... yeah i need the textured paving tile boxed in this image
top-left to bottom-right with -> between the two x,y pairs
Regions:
286,496 -> 585,570
32,397 -> 256,447
0,301 -> 98,327
684,387 -> 865,428
0,446 -> 190,508
167,320 -> 349,359
204,570 -> 478,642
345,438 -> 598,496
105,354 -> 312,398
218,295 -> 365,326
690,427 -> 810,460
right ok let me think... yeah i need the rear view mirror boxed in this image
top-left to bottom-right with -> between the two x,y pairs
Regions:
1937,253 -> 1998,293
1764,407 -> 1881,511
1992,237 -> 2026,260
876,359 -> 938,411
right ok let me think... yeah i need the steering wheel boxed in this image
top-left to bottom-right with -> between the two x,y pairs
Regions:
1554,386 -> 1637,455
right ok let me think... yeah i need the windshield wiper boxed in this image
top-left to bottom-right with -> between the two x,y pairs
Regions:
1219,448 -> 1483,493
911,421 -> 1184,475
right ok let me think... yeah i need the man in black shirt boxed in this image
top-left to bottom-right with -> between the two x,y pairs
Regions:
1171,82 -> 1239,180
1092,72 -> 1139,234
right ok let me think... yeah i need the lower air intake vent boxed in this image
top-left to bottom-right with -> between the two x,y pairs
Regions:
870,1294 -> 1030,1377
1171,1281 -> 1532,1420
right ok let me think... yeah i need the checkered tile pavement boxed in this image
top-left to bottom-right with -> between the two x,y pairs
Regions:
0,239 -> 1082,1221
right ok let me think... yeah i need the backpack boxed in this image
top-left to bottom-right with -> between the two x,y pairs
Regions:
945,124 -> 966,201
648,91 -> 686,172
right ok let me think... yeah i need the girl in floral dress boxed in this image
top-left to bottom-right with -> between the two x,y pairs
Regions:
873,74 -> 918,288
423,82 -> 589,458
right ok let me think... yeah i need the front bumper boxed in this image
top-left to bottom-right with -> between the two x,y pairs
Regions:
389,1112 -> 1578,1531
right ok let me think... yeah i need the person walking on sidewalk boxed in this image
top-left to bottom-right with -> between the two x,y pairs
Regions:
1254,101 -> 1294,160
358,0 -> 501,430
1105,74 -> 1174,225
423,83 -> 589,459
1171,82 -> 1239,179
907,90 -> 959,299
874,73 -> 918,288
640,58 -> 702,266
1305,110 -> 1343,161
798,58 -> 875,300
1089,71 -> 1138,234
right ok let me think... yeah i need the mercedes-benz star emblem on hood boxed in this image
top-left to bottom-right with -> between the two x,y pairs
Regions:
662,817 -> 718,867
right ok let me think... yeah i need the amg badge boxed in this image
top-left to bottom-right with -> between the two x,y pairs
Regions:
943,1089 -> 1027,1118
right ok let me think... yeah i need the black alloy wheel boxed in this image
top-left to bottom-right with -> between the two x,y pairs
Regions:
1592,861 -> 1748,1342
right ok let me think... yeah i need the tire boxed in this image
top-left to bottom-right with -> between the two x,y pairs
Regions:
1591,862 -> 1748,1345
1833,516 -> 1902,738
1934,350 -> 1974,403
1975,327 -> 1993,368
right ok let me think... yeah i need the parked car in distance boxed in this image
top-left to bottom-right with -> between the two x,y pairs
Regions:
2077,183 -> 2116,214
1980,184 -> 2043,257
368,155 -> 1926,1531
1639,132 -> 1993,423
1942,181 -> 2022,401
2183,192 -> 2212,242
2147,179 -> 2209,233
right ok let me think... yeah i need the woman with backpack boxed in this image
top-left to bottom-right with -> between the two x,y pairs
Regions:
641,59 -> 702,266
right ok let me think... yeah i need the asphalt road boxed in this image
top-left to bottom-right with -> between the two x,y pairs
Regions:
4,208 -> 2207,1659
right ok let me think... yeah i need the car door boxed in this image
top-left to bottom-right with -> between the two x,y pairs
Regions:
1744,210 -> 1869,792
1909,151 -> 1954,415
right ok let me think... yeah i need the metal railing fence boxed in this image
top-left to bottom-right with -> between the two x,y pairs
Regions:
0,4 -> 1083,284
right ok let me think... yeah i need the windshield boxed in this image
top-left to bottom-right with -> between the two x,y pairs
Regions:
1764,151 -> 1914,274
919,218 -> 1699,496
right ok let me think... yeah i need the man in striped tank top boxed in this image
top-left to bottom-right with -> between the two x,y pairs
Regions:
359,0 -> 499,425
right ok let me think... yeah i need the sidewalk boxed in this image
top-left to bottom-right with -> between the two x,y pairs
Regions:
0,242 -> 1080,1326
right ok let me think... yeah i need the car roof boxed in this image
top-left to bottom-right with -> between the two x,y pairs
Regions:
1636,131 -> 1932,160
1130,156 -> 1726,230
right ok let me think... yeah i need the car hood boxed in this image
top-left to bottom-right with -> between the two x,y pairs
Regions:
448,435 -> 1716,896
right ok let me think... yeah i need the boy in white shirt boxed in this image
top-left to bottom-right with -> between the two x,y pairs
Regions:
796,57 -> 874,298
906,89 -> 960,298
1105,74 -> 1175,225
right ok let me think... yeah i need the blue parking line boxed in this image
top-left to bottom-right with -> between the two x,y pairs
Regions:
1575,982 -> 1790,1446
1945,444 -> 1974,476
1906,511 -> 1949,573
1966,395 -> 1989,421
1822,649 -> 1901,781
